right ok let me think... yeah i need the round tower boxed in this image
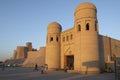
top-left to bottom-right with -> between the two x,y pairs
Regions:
74,2 -> 100,74
45,22 -> 62,69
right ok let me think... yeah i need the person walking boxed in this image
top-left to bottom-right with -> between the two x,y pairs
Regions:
40,66 -> 44,74
44,64 -> 48,74
34,64 -> 38,71
65,66 -> 69,72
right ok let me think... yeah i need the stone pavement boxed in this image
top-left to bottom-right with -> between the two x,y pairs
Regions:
0,67 -> 115,80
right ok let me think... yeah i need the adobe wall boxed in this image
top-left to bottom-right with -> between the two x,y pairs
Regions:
99,35 -> 120,62
16,46 -> 29,59
23,47 -> 46,67
99,35 -> 120,71
13,50 -> 17,59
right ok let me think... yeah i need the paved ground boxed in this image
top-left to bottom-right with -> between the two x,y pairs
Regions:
0,67 -> 115,80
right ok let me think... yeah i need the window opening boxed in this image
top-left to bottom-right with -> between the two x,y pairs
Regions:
95,23 -> 97,31
86,23 -> 89,30
66,36 -> 69,41
56,37 -> 59,42
78,24 -> 81,31
50,37 -> 53,42
70,34 -> 73,40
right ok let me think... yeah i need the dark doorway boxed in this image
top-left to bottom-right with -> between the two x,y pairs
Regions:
66,55 -> 74,70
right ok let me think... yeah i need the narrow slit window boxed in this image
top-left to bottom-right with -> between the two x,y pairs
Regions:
56,37 -> 59,42
78,24 -> 81,31
95,23 -> 97,31
86,23 -> 89,30
66,36 -> 69,41
70,34 -> 73,40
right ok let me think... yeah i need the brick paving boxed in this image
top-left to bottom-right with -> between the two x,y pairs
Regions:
0,67 -> 115,80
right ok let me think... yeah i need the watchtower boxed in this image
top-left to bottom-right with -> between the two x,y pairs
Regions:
74,2 -> 100,74
45,22 -> 62,69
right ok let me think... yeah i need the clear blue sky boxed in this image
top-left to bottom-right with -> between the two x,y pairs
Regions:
0,0 -> 120,61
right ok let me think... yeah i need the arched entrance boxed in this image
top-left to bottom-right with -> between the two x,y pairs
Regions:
65,55 -> 74,70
